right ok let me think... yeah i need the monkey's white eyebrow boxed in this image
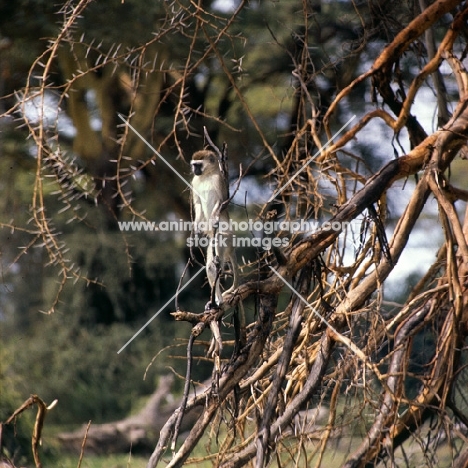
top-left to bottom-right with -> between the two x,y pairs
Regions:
118,113 -> 205,201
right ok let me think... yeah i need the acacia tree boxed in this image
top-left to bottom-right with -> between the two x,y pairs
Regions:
1,0 -> 468,467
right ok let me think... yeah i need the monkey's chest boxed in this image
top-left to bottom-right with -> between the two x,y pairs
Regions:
194,178 -> 225,220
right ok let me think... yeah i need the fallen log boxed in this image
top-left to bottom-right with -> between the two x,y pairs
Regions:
56,374 -> 202,455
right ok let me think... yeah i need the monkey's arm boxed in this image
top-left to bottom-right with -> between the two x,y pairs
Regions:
193,193 -> 204,232
209,176 -> 227,228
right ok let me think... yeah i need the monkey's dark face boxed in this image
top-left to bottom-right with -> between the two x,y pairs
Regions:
191,161 -> 204,176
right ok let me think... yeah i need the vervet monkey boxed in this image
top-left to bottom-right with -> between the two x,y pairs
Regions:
191,150 -> 238,305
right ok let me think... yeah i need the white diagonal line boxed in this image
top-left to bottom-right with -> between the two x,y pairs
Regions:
269,265 -> 365,360
117,266 -> 205,354
268,115 -> 356,202
269,266 -> 340,333
117,113 -> 204,200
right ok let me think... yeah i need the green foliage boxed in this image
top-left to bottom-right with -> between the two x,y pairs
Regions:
47,453 -> 148,468
0,348 -> 35,465
4,319 -> 145,425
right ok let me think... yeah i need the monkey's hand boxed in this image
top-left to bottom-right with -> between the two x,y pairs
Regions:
211,215 -> 220,231
205,300 -> 221,311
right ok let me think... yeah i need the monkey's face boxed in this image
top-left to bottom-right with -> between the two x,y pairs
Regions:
191,151 -> 217,177
191,161 -> 204,176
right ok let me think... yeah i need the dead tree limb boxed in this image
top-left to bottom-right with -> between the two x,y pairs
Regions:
4,395 -> 57,468
256,267 -> 310,467
57,375 -> 201,455
218,331 -> 333,468
147,293 -> 278,468
171,334 -> 196,452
